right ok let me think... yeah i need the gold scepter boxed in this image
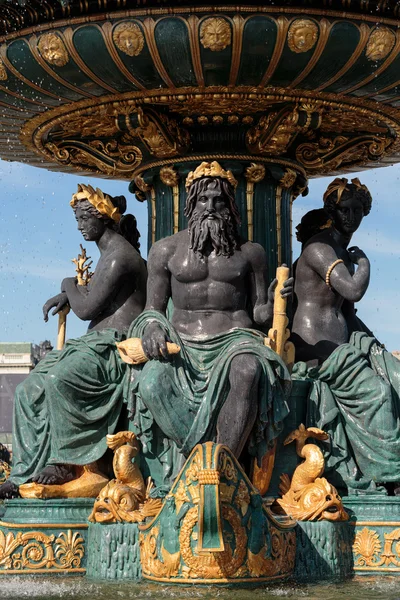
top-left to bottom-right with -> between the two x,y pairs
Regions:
265,265 -> 295,369
56,245 -> 93,351
253,265 -> 295,496
57,304 -> 71,351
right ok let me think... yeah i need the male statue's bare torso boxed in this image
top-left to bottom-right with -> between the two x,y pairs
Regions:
165,231 -> 252,336
156,230 -> 258,337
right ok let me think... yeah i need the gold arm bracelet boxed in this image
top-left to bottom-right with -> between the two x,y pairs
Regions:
325,259 -> 344,289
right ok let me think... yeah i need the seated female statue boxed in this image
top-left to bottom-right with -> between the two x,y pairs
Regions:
292,179 -> 400,494
0,184 -> 147,498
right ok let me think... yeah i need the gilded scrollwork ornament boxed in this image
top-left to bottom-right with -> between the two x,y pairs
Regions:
44,139 -> 143,178
0,529 -> 85,572
353,526 -> 400,570
200,18 -> 231,52
113,22 -> 145,57
38,33 -> 69,67
0,57 -> 7,81
366,27 -> 396,61
287,19 -> 319,54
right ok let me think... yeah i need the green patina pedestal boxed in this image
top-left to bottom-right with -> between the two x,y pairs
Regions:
0,499 -> 93,575
86,522 -> 141,581
1,0 -> 400,584
345,497 -> 400,576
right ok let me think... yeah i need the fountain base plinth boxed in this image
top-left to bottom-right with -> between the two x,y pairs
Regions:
86,522 -> 141,581
344,496 -> 400,577
0,498 -> 92,575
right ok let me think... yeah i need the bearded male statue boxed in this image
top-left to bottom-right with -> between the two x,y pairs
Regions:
127,162 -> 292,487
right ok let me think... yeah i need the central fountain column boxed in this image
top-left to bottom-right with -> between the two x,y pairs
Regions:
130,158 -> 307,273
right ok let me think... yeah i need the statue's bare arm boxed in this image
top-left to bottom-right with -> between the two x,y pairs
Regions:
245,242 -> 293,327
142,238 -> 173,359
303,242 -> 370,302
59,255 -> 136,321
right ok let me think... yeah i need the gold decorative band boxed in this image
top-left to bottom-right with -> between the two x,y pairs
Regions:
325,259 -> 344,289
0,520 -> 88,529
198,469 -> 220,485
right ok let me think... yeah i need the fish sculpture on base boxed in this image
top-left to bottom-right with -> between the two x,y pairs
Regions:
276,424 -> 349,522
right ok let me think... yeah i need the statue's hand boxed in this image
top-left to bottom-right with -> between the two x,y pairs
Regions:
42,292 -> 69,322
267,275 -> 294,302
348,246 -> 369,264
280,277 -> 294,298
141,322 -> 171,360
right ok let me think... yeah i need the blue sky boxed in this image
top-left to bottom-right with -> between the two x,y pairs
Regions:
1,159 -> 400,350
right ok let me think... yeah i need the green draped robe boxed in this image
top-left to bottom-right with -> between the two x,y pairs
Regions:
293,332 -> 400,493
127,311 -> 291,470
10,329 -> 126,486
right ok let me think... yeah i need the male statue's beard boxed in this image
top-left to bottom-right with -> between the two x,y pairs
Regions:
188,208 -> 237,258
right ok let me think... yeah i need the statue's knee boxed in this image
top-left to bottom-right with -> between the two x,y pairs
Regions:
138,361 -> 165,399
230,354 -> 260,384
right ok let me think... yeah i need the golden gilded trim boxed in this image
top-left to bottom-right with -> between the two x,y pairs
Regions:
287,19 -> 319,54
0,57 -> 7,80
260,16 -> 289,88
141,17 -> 174,88
160,166 -> 180,234
0,521 -> 88,529
113,21 -> 144,57
37,32 -> 69,67
62,27 -> 118,94
18,84 -> 400,178
5,5 -> 400,46
139,442 -> 296,583
143,573 -> 292,583
353,526 -> 400,570
229,15 -> 244,86
245,163 -> 266,241
200,17 -> 231,52
0,529 -> 85,572
186,15 -> 205,87
316,22 -> 370,92
276,186 -> 283,266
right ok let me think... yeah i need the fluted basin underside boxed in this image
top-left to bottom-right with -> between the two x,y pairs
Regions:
1,3 -> 400,179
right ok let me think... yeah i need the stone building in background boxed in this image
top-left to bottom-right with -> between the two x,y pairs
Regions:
0,341 -> 52,449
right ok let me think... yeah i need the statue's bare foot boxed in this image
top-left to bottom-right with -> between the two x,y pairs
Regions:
33,465 -> 75,485
0,480 -> 19,499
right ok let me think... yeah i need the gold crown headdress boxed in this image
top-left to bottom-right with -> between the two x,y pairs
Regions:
185,161 -> 238,191
323,177 -> 371,205
70,184 -> 121,223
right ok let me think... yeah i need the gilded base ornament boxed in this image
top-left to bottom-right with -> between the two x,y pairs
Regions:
139,442 -> 296,584
353,526 -> 400,570
89,431 -> 161,524
0,529 -> 84,573
276,424 -> 348,522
